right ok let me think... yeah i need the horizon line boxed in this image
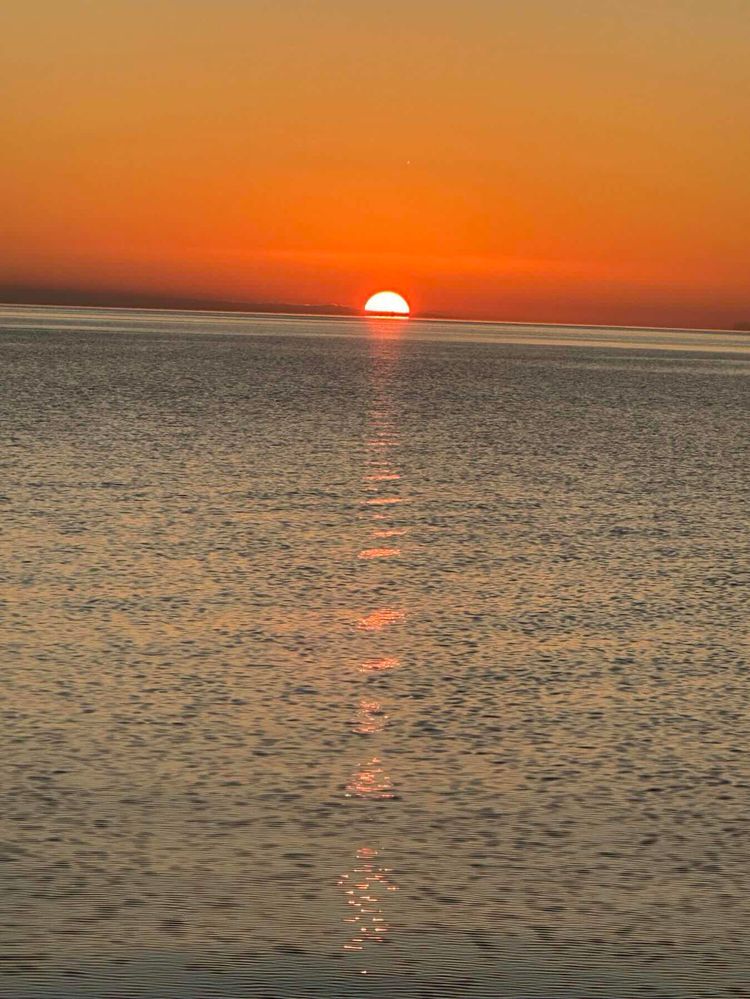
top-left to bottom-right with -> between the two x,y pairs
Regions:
2,297 -> 749,337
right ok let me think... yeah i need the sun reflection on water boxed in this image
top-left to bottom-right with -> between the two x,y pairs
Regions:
357,608 -> 406,631
372,527 -> 407,539
358,547 -> 401,559
338,847 -> 398,954
350,698 -> 388,736
364,496 -> 404,506
345,757 -> 396,800
339,332 -> 407,968
358,656 -> 400,674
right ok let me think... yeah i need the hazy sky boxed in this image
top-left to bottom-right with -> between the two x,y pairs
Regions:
3,0 -> 749,325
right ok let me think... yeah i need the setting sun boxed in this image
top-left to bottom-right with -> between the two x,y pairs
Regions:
364,291 -> 410,316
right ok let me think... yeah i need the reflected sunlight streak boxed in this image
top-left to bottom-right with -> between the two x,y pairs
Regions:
341,330 -> 406,966
357,609 -> 406,631
338,847 -> 398,954
345,757 -> 396,800
359,656 -> 400,674
351,698 -> 388,736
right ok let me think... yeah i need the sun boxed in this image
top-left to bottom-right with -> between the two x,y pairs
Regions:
364,291 -> 410,316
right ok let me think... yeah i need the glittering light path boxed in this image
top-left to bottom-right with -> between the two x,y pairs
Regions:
338,333 -> 410,972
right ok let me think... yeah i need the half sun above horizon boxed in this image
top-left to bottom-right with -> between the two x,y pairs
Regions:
364,291 -> 410,316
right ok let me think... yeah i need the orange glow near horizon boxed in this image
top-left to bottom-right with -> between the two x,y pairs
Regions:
2,2 -> 749,328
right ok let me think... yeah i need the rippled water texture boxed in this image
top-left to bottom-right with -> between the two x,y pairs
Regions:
2,306 -> 750,997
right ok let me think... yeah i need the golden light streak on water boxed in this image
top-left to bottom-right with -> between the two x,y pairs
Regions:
338,847 -> 398,956
364,496 -> 404,506
344,757 -> 396,800
350,698 -> 388,736
358,657 -> 400,674
356,609 -> 406,631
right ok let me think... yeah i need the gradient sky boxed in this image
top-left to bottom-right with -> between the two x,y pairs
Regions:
3,0 -> 749,326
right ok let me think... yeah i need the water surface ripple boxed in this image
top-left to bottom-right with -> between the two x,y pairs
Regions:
1,307 -> 749,997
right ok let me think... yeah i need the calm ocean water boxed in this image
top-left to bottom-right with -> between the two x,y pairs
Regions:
2,305 -> 749,997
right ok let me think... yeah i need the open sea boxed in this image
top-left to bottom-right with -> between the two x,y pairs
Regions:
1,305 -> 749,998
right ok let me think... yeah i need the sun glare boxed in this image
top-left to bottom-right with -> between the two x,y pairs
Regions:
364,291 -> 410,316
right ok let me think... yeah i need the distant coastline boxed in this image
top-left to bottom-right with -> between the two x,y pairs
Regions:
0,285 -> 359,318
1,285 -> 749,335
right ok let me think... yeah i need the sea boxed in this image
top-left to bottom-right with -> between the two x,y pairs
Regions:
1,304 -> 749,998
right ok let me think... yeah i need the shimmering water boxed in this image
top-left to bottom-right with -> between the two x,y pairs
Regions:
1,305 -> 749,997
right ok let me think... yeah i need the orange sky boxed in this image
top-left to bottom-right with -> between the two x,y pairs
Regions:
2,1 -> 749,327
